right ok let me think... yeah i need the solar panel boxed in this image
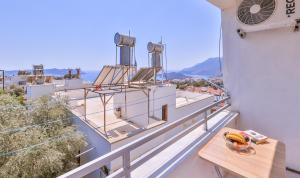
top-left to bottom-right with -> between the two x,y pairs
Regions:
93,65 -> 129,86
143,68 -> 160,81
130,68 -> 150,82
130,67 -> 161,82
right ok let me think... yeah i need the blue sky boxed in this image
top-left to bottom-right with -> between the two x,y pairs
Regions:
0,0 -> 221,71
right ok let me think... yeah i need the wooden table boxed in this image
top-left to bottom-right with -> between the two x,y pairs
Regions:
198,127 -> 286,178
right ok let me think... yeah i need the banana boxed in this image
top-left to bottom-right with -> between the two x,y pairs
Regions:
225,133 -> 247,145
229,133 -> 245,141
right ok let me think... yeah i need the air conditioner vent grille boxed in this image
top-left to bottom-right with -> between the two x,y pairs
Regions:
238,0 -> 276,25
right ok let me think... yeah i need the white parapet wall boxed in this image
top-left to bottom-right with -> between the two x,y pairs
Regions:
53,79 -> 66,91
64,79 -> 84,90
26,83 -> 56,100
175,92 -> 215,120
53,79 -> 84,91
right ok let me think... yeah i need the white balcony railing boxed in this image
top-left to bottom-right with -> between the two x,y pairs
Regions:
58,97 -> 231,178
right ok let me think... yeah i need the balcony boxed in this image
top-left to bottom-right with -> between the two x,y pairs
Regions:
58,96 -> 298,178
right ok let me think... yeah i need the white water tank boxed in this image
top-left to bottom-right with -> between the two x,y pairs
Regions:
147,42 -> 164,68
114,33 -> 136,47
114,33 -> 136,66
147,42 -> 164,53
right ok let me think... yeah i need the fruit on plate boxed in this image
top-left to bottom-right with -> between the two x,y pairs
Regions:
224,132 -> 251,151
224,132 -> 247,145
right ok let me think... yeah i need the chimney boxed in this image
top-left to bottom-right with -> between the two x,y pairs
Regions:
76,68 -> 81,79
68,69 -> 72,79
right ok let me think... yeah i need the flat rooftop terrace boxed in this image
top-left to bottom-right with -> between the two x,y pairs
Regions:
55,89 -> 214,143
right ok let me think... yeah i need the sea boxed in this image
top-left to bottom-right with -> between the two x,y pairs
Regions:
81,71 -> 99,82
5,70 -> 100,83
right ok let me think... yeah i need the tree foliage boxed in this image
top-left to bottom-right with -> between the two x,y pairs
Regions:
1,85 -> 25,105
0,94 -> 87,178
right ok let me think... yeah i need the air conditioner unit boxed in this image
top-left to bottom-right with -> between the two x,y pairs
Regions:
236,0 -> 300,33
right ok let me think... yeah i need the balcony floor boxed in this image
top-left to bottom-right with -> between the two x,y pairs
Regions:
131,109 -> 239,178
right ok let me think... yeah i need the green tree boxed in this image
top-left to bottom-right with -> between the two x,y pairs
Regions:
0,95 -> 87,178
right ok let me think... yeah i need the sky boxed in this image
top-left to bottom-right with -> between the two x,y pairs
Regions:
0,0 -> 221,71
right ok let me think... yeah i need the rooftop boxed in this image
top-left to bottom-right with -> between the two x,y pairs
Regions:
56,88 -> 214,143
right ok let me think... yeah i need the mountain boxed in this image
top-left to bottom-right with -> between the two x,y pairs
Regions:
165,57 -> 223,80
180,57 -> 223,77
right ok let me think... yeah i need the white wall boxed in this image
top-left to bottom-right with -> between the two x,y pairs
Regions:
53,80 -> 65,91
175,96 -> 215,120
26,84 -> 56,100
53,79 -> 84,91
113,85 -> 177,127
113,89 -> 149,127
176,90 -> 202,98
220,2 -> 300,170
72,116 -> 111,178
64,79 -> 84,90
149,85 -> 176,121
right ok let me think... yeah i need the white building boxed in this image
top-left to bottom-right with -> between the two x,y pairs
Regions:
26,83 -> 56,100
3,75 -> 85,100
25,78 -> 84,100
58,0 -> 300,178
2,65 -> 85,100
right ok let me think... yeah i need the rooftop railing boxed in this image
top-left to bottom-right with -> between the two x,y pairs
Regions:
58,97 -> 230,178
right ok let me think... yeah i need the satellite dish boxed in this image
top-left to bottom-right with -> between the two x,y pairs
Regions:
237,0 -> 276,25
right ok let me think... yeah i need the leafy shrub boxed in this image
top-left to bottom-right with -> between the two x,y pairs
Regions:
0,94 -> 87,178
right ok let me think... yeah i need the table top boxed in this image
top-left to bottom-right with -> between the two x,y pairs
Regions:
198,127 -> 286,178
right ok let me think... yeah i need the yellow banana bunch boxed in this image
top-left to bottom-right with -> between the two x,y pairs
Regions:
225,132 -> 247,145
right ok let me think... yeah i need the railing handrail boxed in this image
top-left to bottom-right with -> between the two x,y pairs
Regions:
58,97 -> 230,178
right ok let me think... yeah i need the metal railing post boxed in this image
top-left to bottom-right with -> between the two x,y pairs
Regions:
123,152 -> 131,178
84,88 -> 87,120
204,111 -> 208,131
0,70 -> 4,91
